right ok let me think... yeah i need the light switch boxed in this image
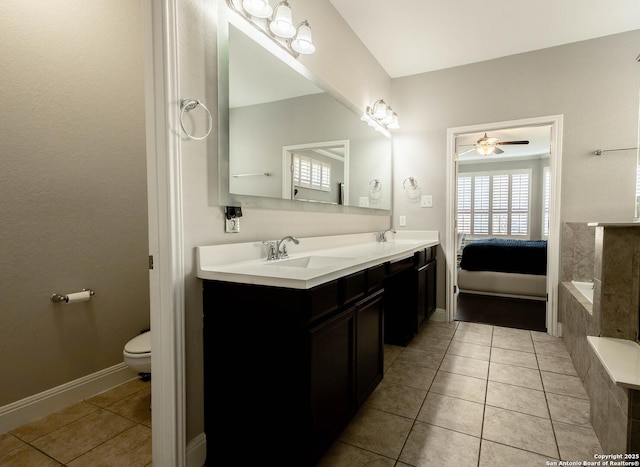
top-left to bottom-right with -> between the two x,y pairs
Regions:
421,195 -> 433,208
399,215 -> 406,226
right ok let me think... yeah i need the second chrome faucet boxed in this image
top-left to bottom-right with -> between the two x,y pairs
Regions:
263,235 -> 300,260
377,228 -> 396,243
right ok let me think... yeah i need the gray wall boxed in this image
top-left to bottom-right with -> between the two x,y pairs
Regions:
392,30 -> 640,309
0,1 -> 149,406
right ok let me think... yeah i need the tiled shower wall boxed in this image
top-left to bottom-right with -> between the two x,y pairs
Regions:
560,222 -> 640,453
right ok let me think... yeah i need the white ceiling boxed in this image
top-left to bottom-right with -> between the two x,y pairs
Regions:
330,0 -> 640,78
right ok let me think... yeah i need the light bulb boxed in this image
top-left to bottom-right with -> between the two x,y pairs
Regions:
372,100 -> 387,120
242,0 -> 273,18
387,113 -> 400,130
269,1 -> 296,38
381,107 -> 394,125
291,21 -> 315,54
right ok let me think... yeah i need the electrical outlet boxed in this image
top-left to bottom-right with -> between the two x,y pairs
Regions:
225,218 -> 240,233
359,197 -> 369,207
420,195 -> 433,208
399,215 -> 406,226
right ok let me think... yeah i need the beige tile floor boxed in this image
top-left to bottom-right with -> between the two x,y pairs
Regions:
0,320 -> 604,467
0,378 -> 151,466
316,319 -> 604,467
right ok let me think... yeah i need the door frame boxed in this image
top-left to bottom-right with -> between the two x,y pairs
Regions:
143,0 -> 186,464
445,115 -> 564,336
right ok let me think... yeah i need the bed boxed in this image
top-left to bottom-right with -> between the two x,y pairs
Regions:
457,238 -> 547,300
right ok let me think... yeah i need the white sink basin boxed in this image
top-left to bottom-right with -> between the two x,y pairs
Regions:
265,255 -> 354,269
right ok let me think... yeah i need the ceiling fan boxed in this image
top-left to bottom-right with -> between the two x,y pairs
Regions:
457,132 -> 530,156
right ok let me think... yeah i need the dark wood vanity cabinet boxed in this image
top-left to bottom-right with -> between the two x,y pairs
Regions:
384,246 -> 437,346
202,264 -> 385,466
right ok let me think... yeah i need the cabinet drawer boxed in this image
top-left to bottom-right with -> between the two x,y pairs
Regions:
387,255 -> 414,275
367,264 -> 386,293
415,246 -> 436,268
310,280 -> 340,321
342,270 -> 366,305
425,246 -> 436,263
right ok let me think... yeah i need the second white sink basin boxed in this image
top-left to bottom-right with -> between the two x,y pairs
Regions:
266,255 -> 354,269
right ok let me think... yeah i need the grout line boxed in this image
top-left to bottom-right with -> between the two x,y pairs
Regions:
534,333 -> 562,460
477,325 -> 494,467
390,321 -> 459,464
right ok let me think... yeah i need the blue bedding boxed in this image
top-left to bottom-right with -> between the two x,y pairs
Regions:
460,238 -> 547,275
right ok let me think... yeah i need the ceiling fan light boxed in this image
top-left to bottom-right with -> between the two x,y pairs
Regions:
269,1 -> 296,38
242,0 -> 273,18
477,145 -> 495,155
291,21 -> 315,54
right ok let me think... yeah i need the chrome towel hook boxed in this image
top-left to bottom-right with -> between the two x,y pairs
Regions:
180,99 -> 213,141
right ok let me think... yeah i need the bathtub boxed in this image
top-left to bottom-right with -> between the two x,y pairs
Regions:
571,280 -> 594,304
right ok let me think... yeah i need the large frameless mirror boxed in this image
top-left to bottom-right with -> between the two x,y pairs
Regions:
217,5 -> 392,214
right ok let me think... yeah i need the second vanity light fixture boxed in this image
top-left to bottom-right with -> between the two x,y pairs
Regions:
235,0 -> 316,56
361,99 -> 400,138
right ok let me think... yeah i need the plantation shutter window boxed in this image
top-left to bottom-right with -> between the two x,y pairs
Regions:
456,169 -> 531,237
293,154 -> 331,192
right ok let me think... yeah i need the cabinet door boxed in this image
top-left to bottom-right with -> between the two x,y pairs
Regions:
417,264 -> 428,328
426,260 -> 437,318
384,267 -> 417,346
309,307 -> 355,459
355,289 -> 385,406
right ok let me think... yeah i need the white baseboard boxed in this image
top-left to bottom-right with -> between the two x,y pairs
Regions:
0,363 -> 139,433
429,308 -> 447,322
186,432 -> 207,467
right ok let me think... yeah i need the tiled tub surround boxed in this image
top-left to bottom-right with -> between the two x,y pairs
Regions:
560,282 -> 627,453
593,224 -> 640,340
562,222 -> 596,283
560,222 -> 640,454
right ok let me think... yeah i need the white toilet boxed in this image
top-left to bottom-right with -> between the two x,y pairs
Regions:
123,330 -> 151,374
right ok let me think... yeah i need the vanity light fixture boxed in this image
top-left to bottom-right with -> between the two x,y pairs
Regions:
361,99 -> 400,137
232,0 -> 316,57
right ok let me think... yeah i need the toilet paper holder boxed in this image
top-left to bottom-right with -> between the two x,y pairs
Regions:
51,289 -> 95,303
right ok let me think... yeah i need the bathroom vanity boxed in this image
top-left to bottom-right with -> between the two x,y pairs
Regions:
197,231 -> 438,465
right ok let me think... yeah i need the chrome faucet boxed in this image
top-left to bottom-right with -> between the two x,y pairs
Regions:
271,235 -> 299,260
262,241 -> 278,261
377,228 -> 396,243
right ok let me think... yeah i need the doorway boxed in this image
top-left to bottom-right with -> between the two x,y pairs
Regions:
445,115 -> 564,336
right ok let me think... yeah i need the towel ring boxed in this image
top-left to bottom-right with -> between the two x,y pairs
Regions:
180,99 -> 213,141
403,177 -> 421,200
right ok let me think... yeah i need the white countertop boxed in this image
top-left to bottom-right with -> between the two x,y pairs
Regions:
196,230 -> 439,289
586,336 -> 640,390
